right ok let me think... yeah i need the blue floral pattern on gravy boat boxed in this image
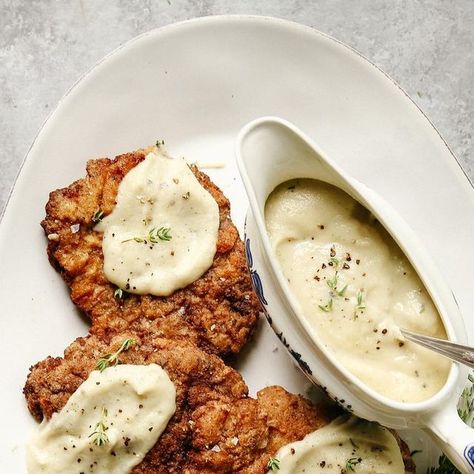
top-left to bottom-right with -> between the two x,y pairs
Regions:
465,444 -> 474,469
243,235 -> 355,411
245,237 -> 268,306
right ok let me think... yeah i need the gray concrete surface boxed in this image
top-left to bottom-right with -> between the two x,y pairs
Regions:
1,1 -> 473,214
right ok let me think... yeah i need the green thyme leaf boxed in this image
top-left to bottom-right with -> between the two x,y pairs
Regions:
318,299 -> 333,313
346,457 -> 362,471
95,338 -> 136,372
337,284 -> 348,297
353,291 -> 366,319
89,407 -> 109,446
122,226 -> 172,244
121,236 -> 145,243
92,209 -> 104,224
266,457 -> 280,471
326,273 -> 338,290
149,226 -> 172,242
120,339 -> 135,351
114,287 -> 124,299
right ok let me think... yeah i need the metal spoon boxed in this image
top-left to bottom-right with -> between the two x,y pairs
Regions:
401,329 -> 474,369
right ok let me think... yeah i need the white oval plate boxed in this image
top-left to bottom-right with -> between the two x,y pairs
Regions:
1,16 -> 473,472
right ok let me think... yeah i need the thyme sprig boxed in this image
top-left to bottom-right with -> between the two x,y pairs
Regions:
346,457 -> 362,471
317,247 -> 351,314
319,270 -> 347,313
95,338 -> 136,372
337,284 -> 348,297
326,273 -> 348,296
353,291 -> 366,319
326,273 -> 339,291
114,287 -> 124,299
92,209 -> 105,224
89,407 -> 109,446
318,299 -> 333,313
122,226 -> 172,244
266,457 -> 281,471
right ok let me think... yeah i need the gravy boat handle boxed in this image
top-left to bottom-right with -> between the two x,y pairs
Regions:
425,403 -> 474,473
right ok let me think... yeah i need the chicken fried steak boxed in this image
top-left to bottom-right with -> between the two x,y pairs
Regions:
41,149 -> 260,356
24,335 -> 414,473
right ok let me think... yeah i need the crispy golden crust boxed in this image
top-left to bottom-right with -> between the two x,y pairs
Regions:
183,386 -> 339,474
24,335 -> 329,473
32,148 -> 416,473
41,150 -> 260,356
24,333 -> 247,423
24,336 -> 415,473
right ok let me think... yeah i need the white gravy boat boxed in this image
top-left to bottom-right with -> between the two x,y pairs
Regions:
236,116 -> 473,473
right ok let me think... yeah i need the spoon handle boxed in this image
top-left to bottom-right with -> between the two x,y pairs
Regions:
401,329 -> 474,369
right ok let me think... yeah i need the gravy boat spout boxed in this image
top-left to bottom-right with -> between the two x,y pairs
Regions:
236,116 -> 473,473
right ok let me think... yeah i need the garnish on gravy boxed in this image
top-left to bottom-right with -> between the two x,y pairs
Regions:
88,407 -> 109,447
91,209 -> 104,224
121,226 -> 172,244
95,150 -> 219,297
267,457 -> 281,471
265,179 -> 451,403
26,364 -> 176,473
271,415 -> 404,474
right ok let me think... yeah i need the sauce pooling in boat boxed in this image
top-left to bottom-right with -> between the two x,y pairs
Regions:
265,179 -> 450,403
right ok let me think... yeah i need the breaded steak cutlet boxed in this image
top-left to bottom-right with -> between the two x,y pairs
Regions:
41,149 -> 260,356
24,336 -> 415,474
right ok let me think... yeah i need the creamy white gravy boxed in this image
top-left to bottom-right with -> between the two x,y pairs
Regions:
274,415 -> 404,474
27,364 -> 176,473
96,151 -> 219,296
265,179 -> 450,403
